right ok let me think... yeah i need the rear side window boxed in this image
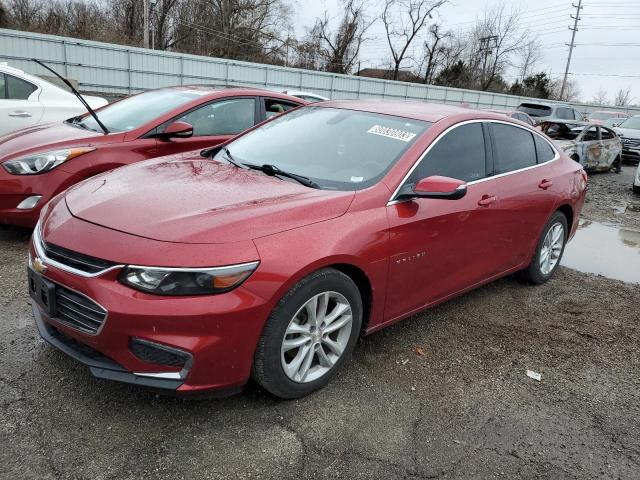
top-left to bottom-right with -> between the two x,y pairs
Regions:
556,107 -> 575,120
6,74 -> 37,100
583,126 -> 599,141
534,135 -> 556,163
407,122 -> 486,184
491,123 -> 537,173
600,127 -> 615,140
264,98 -> 299,119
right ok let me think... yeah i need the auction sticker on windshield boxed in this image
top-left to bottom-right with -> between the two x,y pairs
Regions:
367,125 -> 417,142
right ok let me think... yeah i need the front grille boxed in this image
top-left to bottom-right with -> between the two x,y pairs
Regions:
129,338 -> 189,367
622,137 -> 640,150
54,285 -> 107,335
43,242 -> 117,274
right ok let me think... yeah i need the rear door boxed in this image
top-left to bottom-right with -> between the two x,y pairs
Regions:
385,121 -> 505,320
488,122 -> 560,269
154,97 -> 259,156
0,73 -> 44,135
580,125 -> 603,170
600,126 -> 622,169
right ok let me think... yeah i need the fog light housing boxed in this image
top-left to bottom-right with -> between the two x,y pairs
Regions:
129,338 -> 192,368
17,195 -> 42,210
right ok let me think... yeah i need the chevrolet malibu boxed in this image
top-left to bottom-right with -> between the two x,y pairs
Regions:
1,86 -> 305,227
29,101 -> 587,398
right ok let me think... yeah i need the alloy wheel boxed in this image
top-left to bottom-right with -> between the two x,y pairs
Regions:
539,222 -> 565,275
281,291 -> 353,383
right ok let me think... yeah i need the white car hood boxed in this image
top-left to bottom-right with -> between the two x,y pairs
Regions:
614,127 -> 640,139
81,95 -> 109,109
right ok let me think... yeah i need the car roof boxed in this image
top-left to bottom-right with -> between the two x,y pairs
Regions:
315,100 -> 482,123
519,101 -> 571,107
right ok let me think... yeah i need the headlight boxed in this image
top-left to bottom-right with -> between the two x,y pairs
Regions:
3,147 -> 95,175
119,262 -> 260,296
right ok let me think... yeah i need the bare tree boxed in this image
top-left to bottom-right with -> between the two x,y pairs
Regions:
591,88 -> 609,106
550,77 -> 580,102
310,0 -> 372,74
421,23 -> 451,84
381,0 -> 447,81
468,2 -> 529,91
517,39 -> 541,81
614,87 -> 633,107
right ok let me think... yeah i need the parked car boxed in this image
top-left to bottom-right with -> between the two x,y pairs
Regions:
539,121 -> 622,172
0,64 -> 107,137
588,110 -> 629,126
28,102 -> 587,398
634,163 -> 640,193
0,86 -> 305,227
486,109 -> 538,127
281,90 -> 329,103
614,115 -> 640,163
517,101 -> 584,123
603,117 -> 628,129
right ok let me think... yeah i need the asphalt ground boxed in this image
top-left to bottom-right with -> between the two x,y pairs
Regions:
1,167 -> 639,479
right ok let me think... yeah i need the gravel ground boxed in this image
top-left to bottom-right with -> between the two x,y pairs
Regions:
1,168 -> 640,479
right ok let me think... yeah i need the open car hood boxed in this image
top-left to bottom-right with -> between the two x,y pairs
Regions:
65,156 -> 355,244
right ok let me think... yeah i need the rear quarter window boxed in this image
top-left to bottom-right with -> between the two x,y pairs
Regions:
534,135 -> 556,163
491,123 -> 537,173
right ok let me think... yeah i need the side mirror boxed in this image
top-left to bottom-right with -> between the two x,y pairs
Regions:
162,121 -> 193,139
397,175 -> 467,201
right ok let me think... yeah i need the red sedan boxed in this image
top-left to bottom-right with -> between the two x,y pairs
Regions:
0,86 -> 305,227
28,101 -> 587,398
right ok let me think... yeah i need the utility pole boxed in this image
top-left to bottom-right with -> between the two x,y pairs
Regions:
560,0 -> 583,101
479,35 -> 498,90
143,0 -> 150,49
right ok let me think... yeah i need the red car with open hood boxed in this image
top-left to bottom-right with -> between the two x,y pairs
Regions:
29,101 -> 587,398
0,86 -> 305,227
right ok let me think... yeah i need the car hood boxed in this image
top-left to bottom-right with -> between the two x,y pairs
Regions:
0,121 -> 122,161
614,127 -> 640,139
83,95 -> 109,109
65,156 -> 355,244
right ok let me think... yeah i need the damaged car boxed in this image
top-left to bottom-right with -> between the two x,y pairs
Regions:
539,121 -> 622,172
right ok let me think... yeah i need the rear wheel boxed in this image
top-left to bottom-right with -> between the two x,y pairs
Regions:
252,268 -> 362,399
633,184 -> 640,194
517,211 -> 568,284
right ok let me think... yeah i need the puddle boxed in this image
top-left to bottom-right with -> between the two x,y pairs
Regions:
561,220 -> 640,284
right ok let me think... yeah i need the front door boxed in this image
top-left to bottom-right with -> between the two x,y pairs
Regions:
156,97 -> 260,156
385,121 -> 504,321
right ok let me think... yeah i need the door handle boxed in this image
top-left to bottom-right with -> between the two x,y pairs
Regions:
9,111 -> 32,118
538,179 -> 554,190
478,194 -> 497,207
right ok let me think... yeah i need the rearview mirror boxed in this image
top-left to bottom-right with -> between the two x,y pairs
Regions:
162,121 -> 193,139
397,175 -> 467,201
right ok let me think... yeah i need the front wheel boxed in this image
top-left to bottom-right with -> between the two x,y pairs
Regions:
517,211 -> 568,284
252,268 -> 362,399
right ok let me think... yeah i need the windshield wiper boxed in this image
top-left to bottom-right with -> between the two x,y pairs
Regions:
222,147 -> 244,168
33,59 -> 109,135
243,163 -> 320,189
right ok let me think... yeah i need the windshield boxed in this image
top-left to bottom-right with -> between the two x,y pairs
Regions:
618,116 -> 640,130
216,107 -> 429,190
77,89 -> 203,132
517,104 -> 552,117
589,112 -> 617,121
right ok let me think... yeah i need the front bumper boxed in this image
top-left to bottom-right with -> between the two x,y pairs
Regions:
0,167 -> 82,227
30,249 -> 271,395
622,148 -> 640,163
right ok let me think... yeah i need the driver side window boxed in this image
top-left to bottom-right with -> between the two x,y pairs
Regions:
178,98 -> 256,137
406,122 -> 487,185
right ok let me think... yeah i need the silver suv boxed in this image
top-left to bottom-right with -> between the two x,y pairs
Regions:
517,101 -> 585,123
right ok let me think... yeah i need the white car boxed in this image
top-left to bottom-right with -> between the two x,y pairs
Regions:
634,163 -> 640,194
280,90 -> 329,103
0,64 -> 107,136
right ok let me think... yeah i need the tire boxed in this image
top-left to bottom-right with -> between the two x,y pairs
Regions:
633,184 -> 640,194
252,268 -> 363,399
517,211 -> 569,285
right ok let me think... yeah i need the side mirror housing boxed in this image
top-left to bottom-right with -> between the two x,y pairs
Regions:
161,121 -> 193,139
397,175 -> 467,201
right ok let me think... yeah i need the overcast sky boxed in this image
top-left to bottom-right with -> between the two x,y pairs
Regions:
294,0 -> 640,104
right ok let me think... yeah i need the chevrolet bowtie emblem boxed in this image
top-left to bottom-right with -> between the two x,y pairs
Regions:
33,256 -> 48,274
